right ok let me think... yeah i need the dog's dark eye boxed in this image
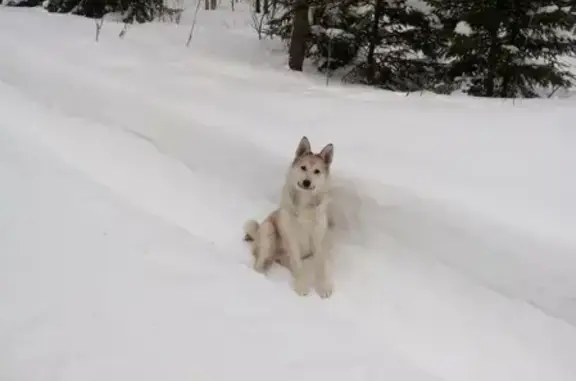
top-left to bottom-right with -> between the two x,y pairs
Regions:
313,169 -> 321,175
300,165 -> 307,171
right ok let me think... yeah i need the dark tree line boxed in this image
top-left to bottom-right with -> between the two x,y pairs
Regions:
5,0 -> 575,98
268,0 -> 576,98
3,0 -> 166,23
428,0 -> 576,97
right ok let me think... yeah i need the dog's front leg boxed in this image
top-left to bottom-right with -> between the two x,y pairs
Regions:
279,212 -> 310,296
312,223 -> 333,299
253,220 -> 275,273
288,237 -> 310,297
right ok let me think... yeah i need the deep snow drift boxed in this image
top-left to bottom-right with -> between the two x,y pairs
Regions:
1,4 -> 576,381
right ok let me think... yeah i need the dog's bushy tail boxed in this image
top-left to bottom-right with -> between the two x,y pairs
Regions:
243,220 -> 260,242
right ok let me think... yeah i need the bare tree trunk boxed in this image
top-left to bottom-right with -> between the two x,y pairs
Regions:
210,0 -> 217,9
263,0 -> 269,14
366,0 -> 382,84
255,0 -> 261,13
288,0 -> 309,71
485,23 -> 500,97
186,0 -> 204,46
205,0 -> 209,10
94,18 -> 104,42
484,1 -> 504,97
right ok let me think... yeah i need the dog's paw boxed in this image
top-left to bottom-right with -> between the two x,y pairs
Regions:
294,287 -> 310,297
252,262 -> 267,274
316,283 -> 333,299
293,279 -> 311,296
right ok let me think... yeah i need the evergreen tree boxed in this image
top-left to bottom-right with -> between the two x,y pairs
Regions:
122,0 -> 164,23
427,0 -> 576,98
343,0 -> 440,92
309,0 -> 367,71
268,0 -> 440,92
45,0 -> 110,18
267,0 -> 366,72
7,0 -> 163,22
3,0 -> 44,7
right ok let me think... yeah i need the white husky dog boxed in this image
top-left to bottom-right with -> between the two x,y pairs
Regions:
243,136 -> 335,298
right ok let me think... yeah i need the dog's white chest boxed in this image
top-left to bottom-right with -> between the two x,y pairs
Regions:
293,208 -> 327,253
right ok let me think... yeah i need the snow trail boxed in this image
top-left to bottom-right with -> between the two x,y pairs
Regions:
1,5 -> 576,381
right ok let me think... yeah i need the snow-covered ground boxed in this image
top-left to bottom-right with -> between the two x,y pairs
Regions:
1,3 -> 576,381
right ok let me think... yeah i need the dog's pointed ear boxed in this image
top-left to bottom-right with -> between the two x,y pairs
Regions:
319,143 -> 334,166
295,136 -> 311,158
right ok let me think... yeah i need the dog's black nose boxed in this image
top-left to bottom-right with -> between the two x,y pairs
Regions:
302,179 -> 311,188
